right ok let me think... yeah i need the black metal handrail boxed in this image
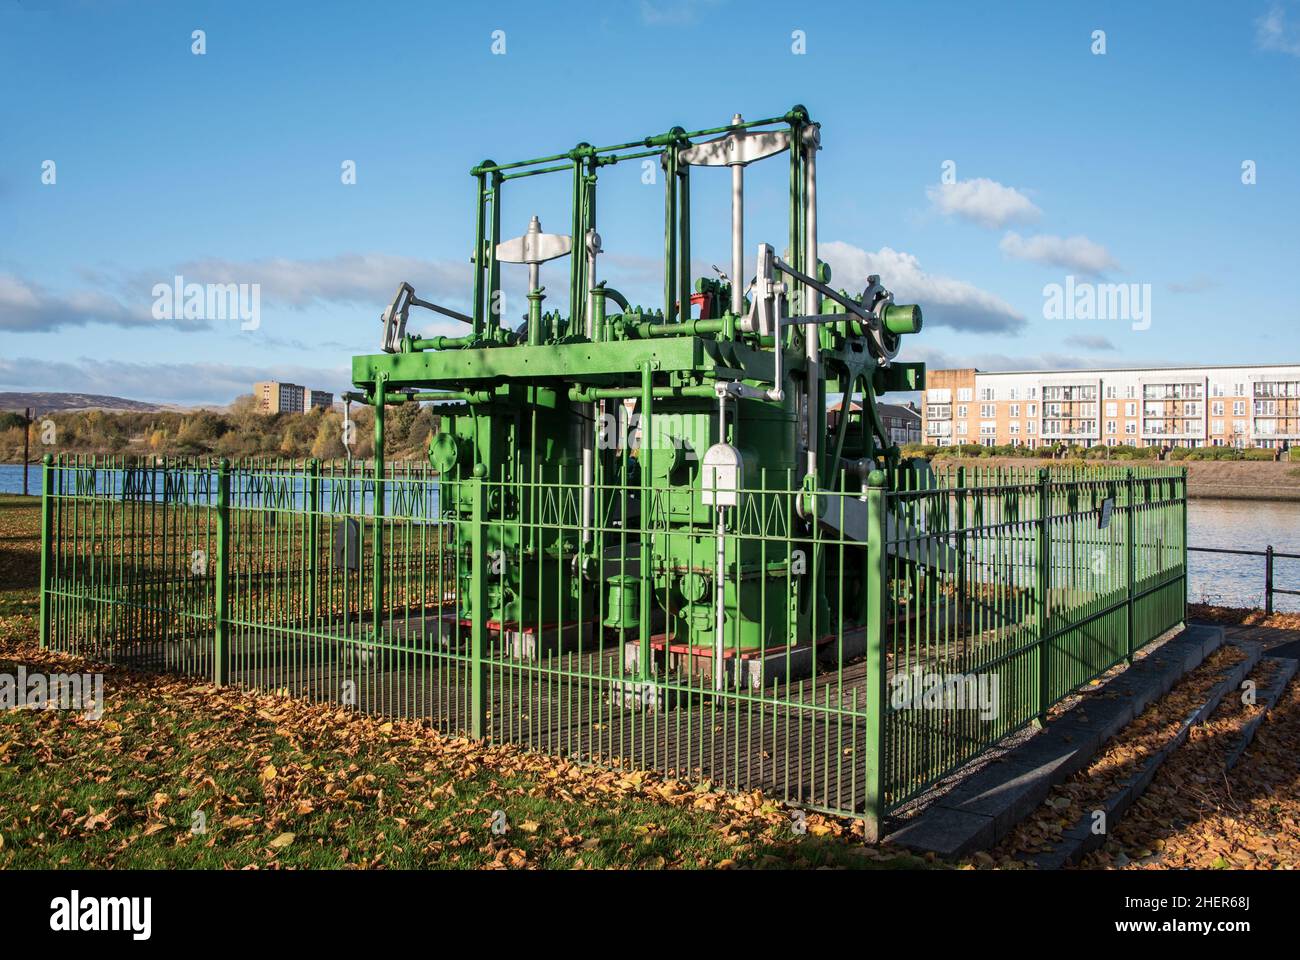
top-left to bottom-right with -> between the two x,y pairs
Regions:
1189,545 -> 1300,614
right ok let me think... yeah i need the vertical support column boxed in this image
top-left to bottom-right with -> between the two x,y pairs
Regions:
489,172 -> 503,339
472,171 -> 487,337
1181,471 -> 1189,618
638,362 -> 654,683
863,468 -> 888,843
803,123 -> 820,479
470,476 -> 488,739
663,142 -> 678,322
214,458 -> 231,686
1036,467 -> 1052,723
372,379 -> 386,645
38,453 -> 54,650
955,465 -> 967,625
1265,545 -> 1275,615
307,458 -> 321,628
678,160 -> 691,325
570,153 -> 585,334
527,290 -> 544,347
1125,470 -> 1136,663
730,114 -> 745,318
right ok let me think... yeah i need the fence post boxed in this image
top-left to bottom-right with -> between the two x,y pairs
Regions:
1265,545 -> 1274,615
1036,467 -> 1051,724
863,468 -> 888,843
307,458 -> 321,627
470,475 -> 488,739
955,465 -> 967,624
372,378 -> 386,645
1180,471 -> 1188,617
214,458 -> 231,686
1125,469 -> 1136,664
38,454 -> 54,650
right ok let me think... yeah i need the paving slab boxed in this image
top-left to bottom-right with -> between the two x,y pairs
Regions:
885,623 -> 1224,859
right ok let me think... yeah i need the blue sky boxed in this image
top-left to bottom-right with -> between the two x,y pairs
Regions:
1,0 -> 1297,406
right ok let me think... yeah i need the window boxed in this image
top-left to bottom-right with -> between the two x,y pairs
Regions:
1233,401 -> 1246,416
1008,387 -> 1019,401
928,388 -> 951,403
1107,420 -> 1117,434
980,404 -> 995,418
1125,402 -> 1137,417
1010,404 -> 1020,418
1211,419 -> 1224,434
1125,423 -> 1136,435
1212,401 -> 1224,416
1105,386 -> 1117,399
1027,420 -> 1036,434
979,388 -> 995,401
1009,422 -> 1019,435
1105,402 -> 1117,417
957,405 -> 968,418
957,387 -> 973,402
1234,383 -> 1245,396
979,422 -> 997,436
956,421 -> 968,435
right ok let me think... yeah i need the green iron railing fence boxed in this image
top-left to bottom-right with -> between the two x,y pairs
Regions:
38,454 -> 1186,837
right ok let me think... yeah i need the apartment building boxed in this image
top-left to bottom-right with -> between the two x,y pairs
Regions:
254,381 -> 335,414
922,364 -> 1300,450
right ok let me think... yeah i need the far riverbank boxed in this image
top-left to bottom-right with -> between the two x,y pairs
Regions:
928,456 -> 1300,503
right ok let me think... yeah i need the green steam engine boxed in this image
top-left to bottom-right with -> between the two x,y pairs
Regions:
350,106 -> 926,691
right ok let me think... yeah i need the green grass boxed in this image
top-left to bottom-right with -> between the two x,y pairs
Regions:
0,494 -> 925,870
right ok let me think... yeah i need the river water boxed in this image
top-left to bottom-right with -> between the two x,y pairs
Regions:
2,463 -> 1296,612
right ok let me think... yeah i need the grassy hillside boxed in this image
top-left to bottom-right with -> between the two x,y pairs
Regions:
1,396 -> 438,464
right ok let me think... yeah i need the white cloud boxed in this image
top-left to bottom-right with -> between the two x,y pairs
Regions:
173,254 -> 474,311
926,178 -> 1042,229
909,345 -> 1172,374
820,240 -> 1025,333
999,232 -> 1120,276
1063,334 -> 1117,351
0,272 -> 204,333
1257,3 -> 1300,56
2,255 -> 480,335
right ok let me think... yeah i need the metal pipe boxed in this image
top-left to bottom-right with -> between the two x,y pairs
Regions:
527,289 -> 544,346
714,387 -> 729,691
679,161 -> 691,324
582,221 -> 600,546
638,362 -> 654,683
568,384 -> 715,403
803,123 -> 820,480
472,171 -> 488,335
409,335 -> 478,351
371,377 -> 386,644
489,172 -> 503,338
636,317 -> 725,338
731,113 -> 745,317
664,142 -> 677,322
